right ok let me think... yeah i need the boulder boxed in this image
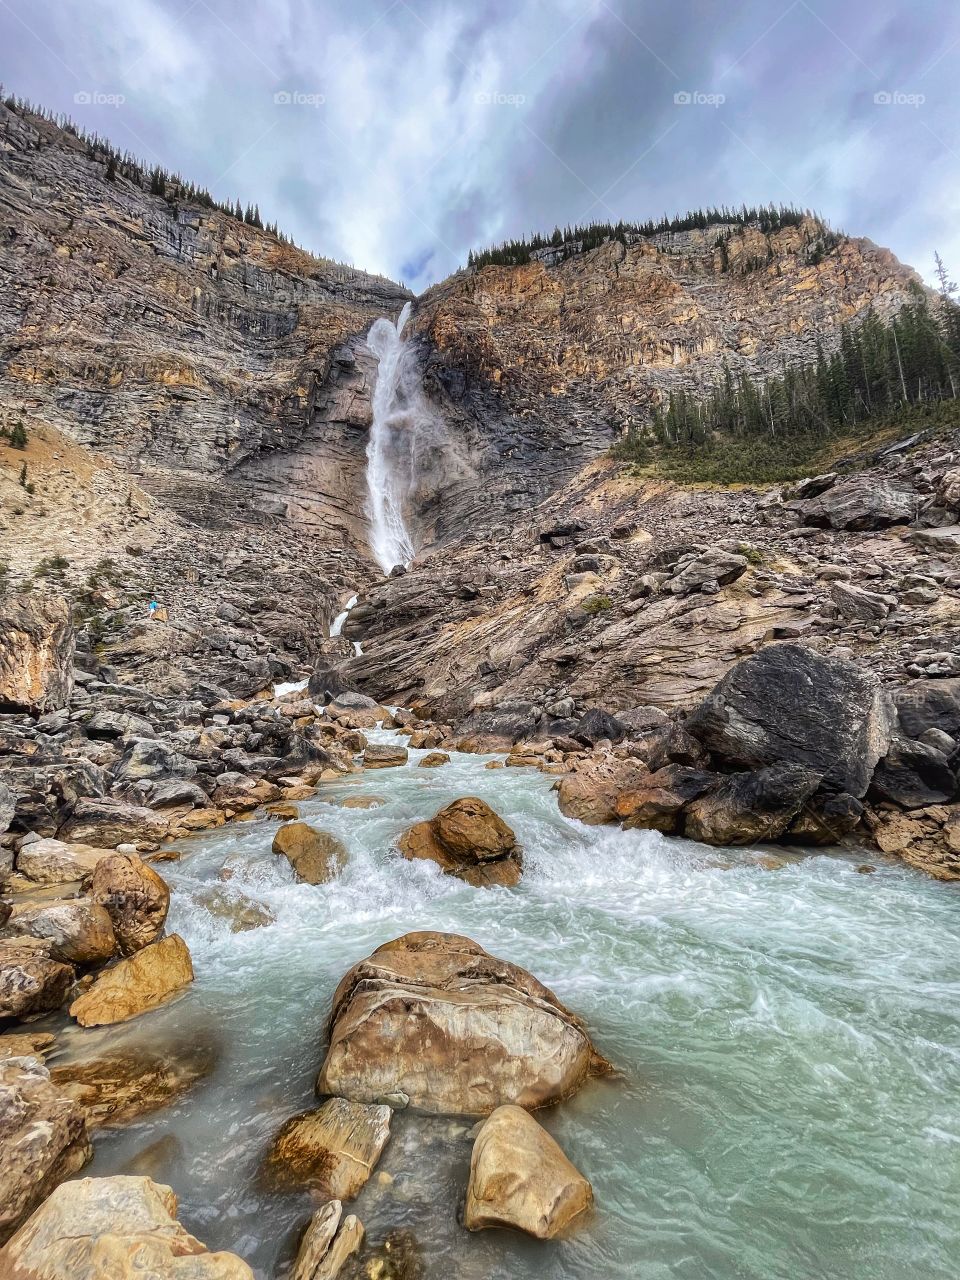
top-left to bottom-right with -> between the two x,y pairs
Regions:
417,751 -> 450,768
6,900 -> 117,966
397,797 -> 522,888
785,790 -> 864,845
362,743 -> 408,769
0,593 -> 74,714
114,738 -> 197,784
0,938 -> 74,1020
0,1058 -> 91,1245
664,549 -> 748,595
14,838 -> 115,886
616,766 -> 717,834
58,798 -> 169,847
572,708 -> 628,746
464,1104 -> 593,1239
316,932 -> 608,1117
556,757 -> 648,825
272,823 -> 347,885
685,643 -> 890,798
90,854 -> 170,954
291,1201 -> 364,1280
0,781 -> 14,836
69,934 -> 194,1027
870,738 -> 957,809
894,680 -> 960,740
266,1098 -> 391,1199
0,1175 -> 254,1278
792,477 -> 914,530
683,765 -> 822,846
829,581 -> 894,622
307,663 -> 356,703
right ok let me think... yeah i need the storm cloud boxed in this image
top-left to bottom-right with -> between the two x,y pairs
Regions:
2,0 -> 957,290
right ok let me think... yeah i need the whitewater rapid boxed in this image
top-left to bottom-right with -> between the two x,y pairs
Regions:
72,726 -> 960,1279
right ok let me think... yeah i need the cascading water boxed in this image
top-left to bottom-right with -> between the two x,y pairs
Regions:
365,302 -> 418,573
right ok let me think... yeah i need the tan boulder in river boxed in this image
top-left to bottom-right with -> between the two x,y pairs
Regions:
0,1175 -> 253,1278
69,934 -> 194,1027
317,931 -> 608,1117
266,1097 -> 391,1199
90,853 -> 170,954
464,1104 -> 593,1239
397,796 -> 522,888
272,822 -> 347,884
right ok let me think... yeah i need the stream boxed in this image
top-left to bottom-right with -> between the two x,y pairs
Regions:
60,724 -> 960,1279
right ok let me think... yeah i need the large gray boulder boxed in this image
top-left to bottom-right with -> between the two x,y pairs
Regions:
790,477 -> 914,530
684,643 -> 891,798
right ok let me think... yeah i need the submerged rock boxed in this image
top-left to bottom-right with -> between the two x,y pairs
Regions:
272,822 -> 347,884
0,1175 -> 254,1278
0,1057 -> 92,1245
464,1104 -> 593,1239
317,931 -> 608,1117
195,886 -> 275,931
69,934 -> 194,1027
50,1044 -> 215,1129
267,1097 -> 391,1199
397,797 -> 522,887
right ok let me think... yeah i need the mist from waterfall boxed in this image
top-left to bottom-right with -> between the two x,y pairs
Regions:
364,302 -> 471,574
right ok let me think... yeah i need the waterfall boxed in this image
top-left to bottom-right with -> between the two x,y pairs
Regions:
364,301 -> 418,574
364,300 -> 472,574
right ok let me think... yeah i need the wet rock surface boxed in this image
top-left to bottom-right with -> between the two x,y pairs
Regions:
317,931 -> 609,1117
397,797 -> 522,887
464,1104 -> 593,1239
0,1175 -> 254,1278
0,1057 -> 92,1245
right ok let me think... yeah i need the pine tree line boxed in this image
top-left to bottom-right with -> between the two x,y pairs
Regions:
632,281 -> 960,453
467,204 -> 823,271
1,88 -> 295,245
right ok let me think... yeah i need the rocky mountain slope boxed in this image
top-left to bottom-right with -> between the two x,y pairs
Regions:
409,220 -> 922,544
2,95 -> 959,883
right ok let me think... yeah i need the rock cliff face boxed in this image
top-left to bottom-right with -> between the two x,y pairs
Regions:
408,222 -> 922,545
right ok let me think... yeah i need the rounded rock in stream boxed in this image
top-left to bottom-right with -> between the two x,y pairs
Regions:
397,797 -> 522,888
362,743 -> 409,769
464,1104 -> 593,1239
317,932 -> 609,1117
90,853 -> 170,955
272,822 -> 348,885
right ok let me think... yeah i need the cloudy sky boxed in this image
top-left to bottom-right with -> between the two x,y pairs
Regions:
2,0 -> 958,291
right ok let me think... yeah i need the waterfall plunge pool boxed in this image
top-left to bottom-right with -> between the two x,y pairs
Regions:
63,727 -> 960,1279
